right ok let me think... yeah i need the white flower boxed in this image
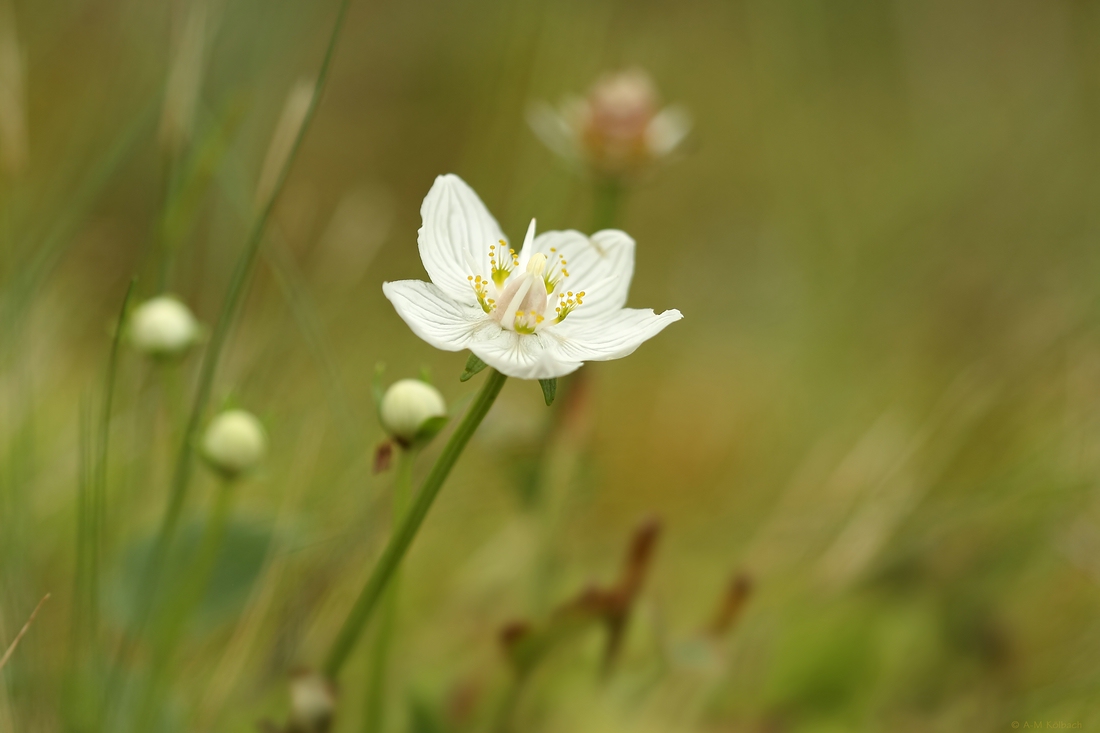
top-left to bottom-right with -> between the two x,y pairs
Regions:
528,68 -> 691,179
380,378 -> 447,443
202,409 -> 267,477
383,175 -> 682,380
129,295 -> 200,357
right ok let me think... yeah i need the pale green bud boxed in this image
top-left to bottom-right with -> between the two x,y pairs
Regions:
379,379 -> 446,444
129,295 -> 199,357
202,409 -> 267,477
288,670 -> 336,733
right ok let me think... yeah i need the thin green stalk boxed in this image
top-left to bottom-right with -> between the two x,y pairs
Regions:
155,149 -> 185,292
590,177 -> 623,232
324,369 -> 509,677
134,480 -> 236,731
69,282 -> 136,728
92,280 -> 135,638
364,447 -> 415,733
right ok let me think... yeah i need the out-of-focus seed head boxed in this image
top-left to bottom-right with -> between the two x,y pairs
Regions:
201,409 -> 267,478
379,378 -> 446,445
129,295 -> 200,358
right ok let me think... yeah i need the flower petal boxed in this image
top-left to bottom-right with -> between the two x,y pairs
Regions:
529,229 -> 635,322
646,105 -> 691,157
468,328 -> 583,380
418,174 -> 506,303
526,101 -> 580,161
550,307 -> 682,363
383,280 -> 483,352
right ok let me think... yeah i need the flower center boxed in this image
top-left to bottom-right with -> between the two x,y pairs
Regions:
467,221 -> 589,332
494,253 -> 549,333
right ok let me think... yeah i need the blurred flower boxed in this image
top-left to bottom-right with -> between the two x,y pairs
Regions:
129,295 -> 201,358
383,175 -> 681,380
202,409 -> 267,478
529,68 -> 690,180
379,378 -> 446,445
287,670 -> 337,733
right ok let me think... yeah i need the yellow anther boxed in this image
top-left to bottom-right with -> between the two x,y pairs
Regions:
487,240 -> 516,288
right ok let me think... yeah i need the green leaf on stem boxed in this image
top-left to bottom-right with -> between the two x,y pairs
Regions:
539,378 -> 557,406
460,353 -> 487,382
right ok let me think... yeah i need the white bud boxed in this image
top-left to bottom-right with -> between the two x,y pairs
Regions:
379,379 -> 446,444
129,295 -> 200,358
288,671 -> 336,733
202,409 -> 266,477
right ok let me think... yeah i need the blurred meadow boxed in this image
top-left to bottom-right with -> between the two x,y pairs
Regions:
3,0 -> 1100,731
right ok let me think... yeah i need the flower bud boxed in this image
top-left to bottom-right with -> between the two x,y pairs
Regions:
528,68 -> 690,180
129,295 -> 200,358
379,378 -> 446,445
288,670 -> 337,733
201,409 -> 266,477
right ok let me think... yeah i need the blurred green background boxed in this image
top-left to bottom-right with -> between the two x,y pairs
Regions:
3,0 -> 1100,731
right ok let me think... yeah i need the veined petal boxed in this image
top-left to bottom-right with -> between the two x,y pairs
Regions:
468,328 -> 583,380
418,174 -> 506,303
531,229 -> 635,321
550,307 -> 682,363
383,280 -> 483,352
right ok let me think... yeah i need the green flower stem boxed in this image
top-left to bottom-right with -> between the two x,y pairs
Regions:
324,368 -> 508,677
363,446 -> 415,733
134,480 -> 236,730
591,177 -> 624,232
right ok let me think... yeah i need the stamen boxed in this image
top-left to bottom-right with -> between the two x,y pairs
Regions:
490,239 -> 518,288
469,274 -> 494,314
542,250 -> 570,294
554,289 -> 586,323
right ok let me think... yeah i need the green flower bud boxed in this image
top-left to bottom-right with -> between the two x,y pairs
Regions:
379,379 -> 446,444
202,409 -> 267,478
129,295 -> 200,358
